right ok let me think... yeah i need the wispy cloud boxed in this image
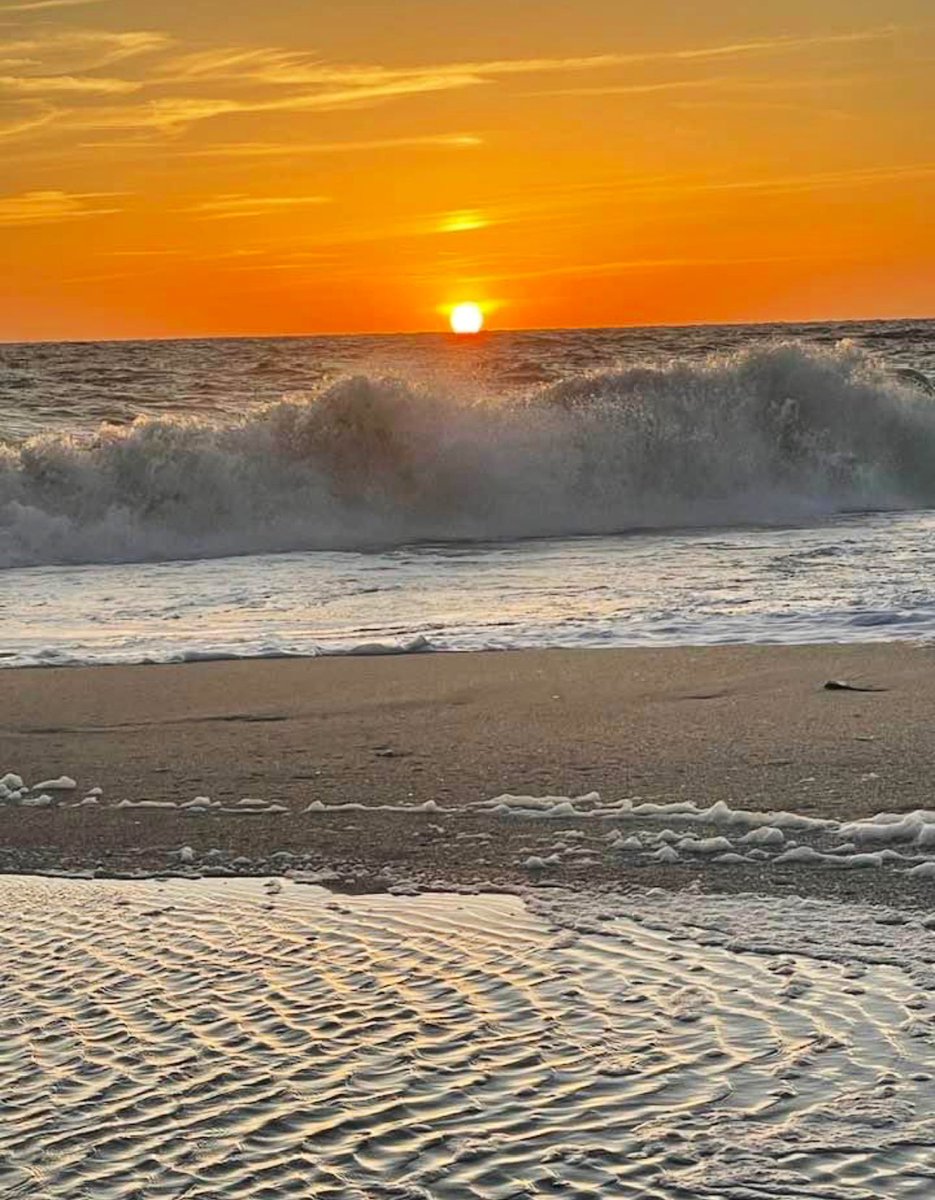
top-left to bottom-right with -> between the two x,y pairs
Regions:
437,210 -> 491,233
0,189 -> 121,225
0,109 -> 56,139
286,160 -> 935,252
160,46 -> 627,87
625,26 -> 897,64
106,247 -> 186,257
57,74 -> 485,133
0,28 -> 168,70
0,0 -> 105,11
689,162 -> 935,197
186,193 -> 331,218
459,160 -> 935,224
468,253 -> 821,286
179,133 -> 483,157
671,99 -> 856,119
532,71 -> 883,99
133,29 -> 902,130
530,76 -> 736,99
0,22 -> 906,148
163,28 -> 898,88
0,74 -> 139,94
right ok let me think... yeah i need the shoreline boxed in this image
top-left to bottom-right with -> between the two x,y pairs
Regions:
0,630 -> 931,672
2,643 -> 935,906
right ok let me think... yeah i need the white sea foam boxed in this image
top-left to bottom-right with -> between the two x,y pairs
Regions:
6,761 -> 935,882
31,775 -> 76,791
3,342 -> 934,568
473,792 -> 838,831
476,791 -> 935,876
840,810 -> 935,848
7,503 -> 935,669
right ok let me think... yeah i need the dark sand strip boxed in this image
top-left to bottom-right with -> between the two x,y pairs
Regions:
1,644 -> 934,901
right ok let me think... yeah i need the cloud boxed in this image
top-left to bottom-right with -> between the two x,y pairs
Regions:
692,162 -> 935,197
163,28 -> 898,87
179,133 -> 483,157
466,253 -> 824,286
437,210 -> 491,233
60,26 -> 892,136
0,29 -> 168,70
530,76 -> 738,99
293,160 -> 935,251
631,26 -> 898,64
0,108 -> 57,139
0,22 -> 909,148
0,189 -> 121,224
159,46 -> 623,87
186,193 -> 331,218
673,99 -> 856,118
0,0 -> 105,10
54,74 -> 485,134
105,247 -> 186,257
472,160 -> 935,219
532,71 -> 883,99
0,74 -> 139,95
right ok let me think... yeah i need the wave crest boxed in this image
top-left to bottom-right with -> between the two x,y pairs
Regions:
3,341 -> 934,567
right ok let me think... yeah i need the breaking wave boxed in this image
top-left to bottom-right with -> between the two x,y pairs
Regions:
3,341 -> 935,568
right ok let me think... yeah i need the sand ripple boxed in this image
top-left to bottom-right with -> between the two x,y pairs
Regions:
1,877 -> 932,1198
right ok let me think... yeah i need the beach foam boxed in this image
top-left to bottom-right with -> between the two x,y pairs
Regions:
5,763 -> 935,883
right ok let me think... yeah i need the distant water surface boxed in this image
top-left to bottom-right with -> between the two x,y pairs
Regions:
2,320 -> 934,665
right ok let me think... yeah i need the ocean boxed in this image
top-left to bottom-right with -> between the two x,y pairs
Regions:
2,319 -> 935,667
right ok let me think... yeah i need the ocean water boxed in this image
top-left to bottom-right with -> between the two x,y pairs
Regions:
2,320 -> 935,666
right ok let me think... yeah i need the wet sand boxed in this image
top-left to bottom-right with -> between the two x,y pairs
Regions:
3,643 -> 934,812
2,644 -> 935,901
3,875 -> 933,1197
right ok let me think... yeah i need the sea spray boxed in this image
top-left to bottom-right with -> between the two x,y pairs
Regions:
2,341 -> 934,567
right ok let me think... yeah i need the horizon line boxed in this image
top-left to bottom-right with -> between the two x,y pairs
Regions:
3,311 -> 934,347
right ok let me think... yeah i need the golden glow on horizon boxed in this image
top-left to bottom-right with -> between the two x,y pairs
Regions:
0,2 -> 932,339
449,302 -> 485,334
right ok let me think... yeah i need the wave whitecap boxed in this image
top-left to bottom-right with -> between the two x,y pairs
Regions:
2,341 -> 934,568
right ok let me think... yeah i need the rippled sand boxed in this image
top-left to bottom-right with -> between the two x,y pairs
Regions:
2,877 -> 933,1198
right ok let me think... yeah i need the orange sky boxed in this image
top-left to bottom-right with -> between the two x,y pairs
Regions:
1,0 -> 933,340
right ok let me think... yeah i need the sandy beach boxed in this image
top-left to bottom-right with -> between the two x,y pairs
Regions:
2,643 -> 935,901
3,874 -> 932,1198
5,1 -> 934,1192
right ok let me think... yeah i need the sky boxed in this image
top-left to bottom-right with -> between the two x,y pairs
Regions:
1,0 -> 933,340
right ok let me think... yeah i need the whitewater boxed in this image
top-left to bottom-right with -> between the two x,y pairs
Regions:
2,319 -> 935,665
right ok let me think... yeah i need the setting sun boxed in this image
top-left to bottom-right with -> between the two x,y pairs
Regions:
449,303 -> 485,335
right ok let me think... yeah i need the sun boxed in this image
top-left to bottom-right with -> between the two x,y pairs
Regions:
449,302 -> 484,335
